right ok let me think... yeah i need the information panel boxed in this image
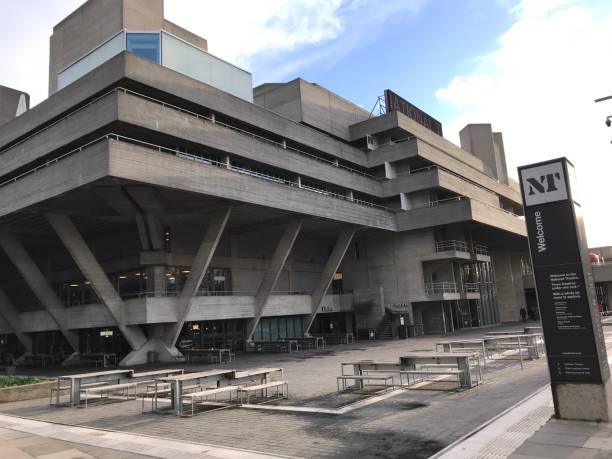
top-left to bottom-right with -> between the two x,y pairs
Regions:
519,158 -> 609,383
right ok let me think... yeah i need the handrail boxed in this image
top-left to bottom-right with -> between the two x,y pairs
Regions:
0,86 -> 378,180
434,240 -> 490,256
0,133 -> 392,211
424,281 -> 482,294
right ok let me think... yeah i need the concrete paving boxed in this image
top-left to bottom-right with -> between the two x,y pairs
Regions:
433,325 -> 612,459
0,322 -> 551,458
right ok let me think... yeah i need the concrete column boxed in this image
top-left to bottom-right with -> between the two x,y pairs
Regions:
0,229 -> 79,352
304,227 -> 357,334
0,287 -> 32,354
245,219 -> 303,341
384,161 -> 397,179
345,190 -> 354,202
45,213 -> 147,350
164,207 -> 232,347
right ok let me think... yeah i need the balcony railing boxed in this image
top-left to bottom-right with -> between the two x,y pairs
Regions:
424,282 -> 481,294
434,240 -> 489,256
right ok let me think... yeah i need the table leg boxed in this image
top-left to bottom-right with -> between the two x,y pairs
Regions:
71,379 -> 81,407
457,358 -> 471,388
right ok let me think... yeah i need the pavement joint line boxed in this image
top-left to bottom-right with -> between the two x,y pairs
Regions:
0,412 -> 301,459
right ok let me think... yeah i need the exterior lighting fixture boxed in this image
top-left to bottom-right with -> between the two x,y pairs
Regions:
181,270 -> 191,274
119,275 -> 127,279
69,284 -> 79,287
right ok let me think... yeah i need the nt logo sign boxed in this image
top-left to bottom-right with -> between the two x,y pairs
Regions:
520,161 -> 568,207
526,173 -> 562,196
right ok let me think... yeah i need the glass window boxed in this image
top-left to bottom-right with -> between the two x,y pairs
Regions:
126,33 -> 160,63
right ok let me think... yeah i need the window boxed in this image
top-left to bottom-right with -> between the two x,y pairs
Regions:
126,33 -> 160,63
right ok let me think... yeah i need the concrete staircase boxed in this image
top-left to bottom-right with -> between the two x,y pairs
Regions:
376,314 -> 395,340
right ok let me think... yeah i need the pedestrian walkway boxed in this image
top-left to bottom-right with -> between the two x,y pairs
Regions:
0,413 -> 291,459
433,325 -> 612,458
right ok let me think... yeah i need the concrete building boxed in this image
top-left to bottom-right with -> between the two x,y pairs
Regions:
0,0 -> 530,365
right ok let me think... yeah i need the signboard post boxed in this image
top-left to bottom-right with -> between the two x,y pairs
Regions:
519,158 -> 612,421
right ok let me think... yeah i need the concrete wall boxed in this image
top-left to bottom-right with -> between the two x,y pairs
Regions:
459,124 -> 509,184
254,79 -> 370,141
0,86 -> 29,127
49,0 -> 128,94
491,248 -> 526,322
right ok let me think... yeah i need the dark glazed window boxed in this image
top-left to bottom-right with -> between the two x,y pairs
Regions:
126,33 -> 160,63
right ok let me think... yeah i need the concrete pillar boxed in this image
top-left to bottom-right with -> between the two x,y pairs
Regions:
400,193 -> 409,210
304,227 -> 357,334
45,213 -> 147,351
384,161 -> 397,179
164,207 -> 232,347
0,287 -> 32,354
345,190 -> 354,202
0,229 -> 79,352
245,219 -> 303,341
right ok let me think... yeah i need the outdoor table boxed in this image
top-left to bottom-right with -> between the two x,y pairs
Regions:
26,354 -> 54,367
399,352 -> 479,388
184,348 -> 232,364
435,339 -> 488,367
157,369 -> 235,416
484,333 -> 543,360
56,369 -> 133,407
312,333 -> 353,345
79,353 -> 117,368
233,367 -> 284,383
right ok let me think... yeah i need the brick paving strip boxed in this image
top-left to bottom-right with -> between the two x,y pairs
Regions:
0,412 -> 296,459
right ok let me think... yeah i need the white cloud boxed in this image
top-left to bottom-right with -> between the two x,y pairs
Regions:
164,0 -> 345,70
436,0 -> 612,247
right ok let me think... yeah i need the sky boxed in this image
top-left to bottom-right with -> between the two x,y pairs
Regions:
1,0 -> 612,246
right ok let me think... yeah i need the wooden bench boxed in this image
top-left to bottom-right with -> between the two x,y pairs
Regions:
182,386 -> 241,416
336,375 -> 393,392
400,369 -> 464,388
238,381 -> 288,404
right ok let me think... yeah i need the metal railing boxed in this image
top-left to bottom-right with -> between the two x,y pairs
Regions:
435,240 -> 470,253
0,86 -> 377,180
424,282 -> 459,294
424,282 -> 481,294
434,240 -> 490,256
0,133 -> 392,211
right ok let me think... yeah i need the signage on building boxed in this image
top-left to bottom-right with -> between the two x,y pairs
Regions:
384,90 -> 443,136
519,158 -> 609,383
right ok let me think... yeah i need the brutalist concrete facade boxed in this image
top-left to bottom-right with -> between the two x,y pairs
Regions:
0,0 -> 530,365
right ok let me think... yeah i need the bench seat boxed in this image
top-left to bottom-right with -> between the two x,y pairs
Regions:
400,369 -> 464,388
238,381 -> 288,404
336,375 -> 394,392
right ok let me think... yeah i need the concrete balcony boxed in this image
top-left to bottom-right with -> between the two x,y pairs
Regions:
418,281 -> 481,301
592,263 -> 612,283
421,240 -> 491,263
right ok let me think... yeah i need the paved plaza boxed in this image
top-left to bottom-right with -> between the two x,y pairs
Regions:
0,322 -> 553,458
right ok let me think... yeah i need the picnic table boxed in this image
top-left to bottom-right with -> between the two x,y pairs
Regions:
311,333 -> 354,345
484,333 -> 543,361
24,354 -> 54,368
54,369 -> 133,407
399,352 -> 480,388
281,337 -> 325,350
79,353 -> 117,368
435,339 -> 488,367
157,369 -> 235,416
183,348 -> 233,364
